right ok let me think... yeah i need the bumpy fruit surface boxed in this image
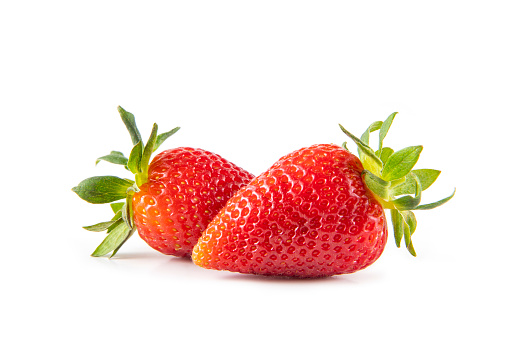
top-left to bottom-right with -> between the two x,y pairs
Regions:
133,147 -> 254,256
193,112 -> 455,277
192,144 -> 388,277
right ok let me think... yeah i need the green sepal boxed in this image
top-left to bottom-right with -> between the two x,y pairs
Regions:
401,210 -> 417,235
378,147 -> 394,165
414,188 -> 456,210
403,226 -> 417,256
339,123 -> 383,173
111,209 -> 122,221
127,141 -> 143,174
390,209 -> 404,247
83,220 -> 117,232
96,151 -> 129,167
118,106 -> 143,146
390,209 -> 417,256
110,202 -> 124,214
381,146 -> 423,181
392,172 -> 422,211
154,127 -> 181,152
360,121 -> 383,146
110,227 -> 136,258
339,112 -> 453,257
342,142 -> 349,152
136,123 -> 159,186
362,170 -> 390,201
378,112 -> 398,153
91,221 -> 130,257
72,176 -> 134,204
392,169 -> 441,196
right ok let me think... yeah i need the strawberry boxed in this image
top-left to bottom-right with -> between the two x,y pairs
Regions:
73,106 -> 253,257
192,113 -> 455,277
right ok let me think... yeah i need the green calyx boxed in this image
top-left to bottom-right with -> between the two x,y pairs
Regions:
339,112 -> 455,256
72,106 -> 180,257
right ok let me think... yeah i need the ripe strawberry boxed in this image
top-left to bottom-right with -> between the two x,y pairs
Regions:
73,106 -> 253,257
131,147 -> 253,256
192,113 -> 454,277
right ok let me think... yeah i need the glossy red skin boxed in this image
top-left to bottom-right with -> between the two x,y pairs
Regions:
132,147 -> 254,257
192,144 -> 387,277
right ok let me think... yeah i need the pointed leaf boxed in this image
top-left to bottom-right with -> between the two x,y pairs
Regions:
137,123 -> 158,186
110,202 -> 124,214
96,151 -> 128,166
400,211 -> 417,256
141,123 -> 158,168
378,112 -> 398,152
118,106 -> 143,146
362,170 -> 390,200
360,121 -> 383,145
406,240 -> 417,256
154,127 -> 180,152
379,147 -> 394,165
72,176 -> 133,204
390,209 -> 404,247
110,227 -> 136,257
91,222 -> 130,257
127,141 -> 143,174
393,172 -> 422,210
403,221 -> 411,248
401,210 -> 417,235
382,146 -> 423,181
83,221 -> 116,232
110,209 -> 123,221
392,169 -> 441,196
339,123 -> 383,172
414,188 -> 456,210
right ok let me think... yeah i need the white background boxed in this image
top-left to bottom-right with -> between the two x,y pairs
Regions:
1,1 -> 507,338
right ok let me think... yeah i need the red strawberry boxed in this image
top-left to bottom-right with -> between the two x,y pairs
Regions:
73,106 -> 253,257
131,147 -> 253,256
192,113 -> 454,277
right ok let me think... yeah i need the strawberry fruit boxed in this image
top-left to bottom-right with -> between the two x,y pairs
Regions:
192,113 -> 454,277
73,106 -> 253,257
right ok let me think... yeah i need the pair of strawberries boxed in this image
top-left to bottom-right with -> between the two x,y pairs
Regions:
73,107 -> 454,278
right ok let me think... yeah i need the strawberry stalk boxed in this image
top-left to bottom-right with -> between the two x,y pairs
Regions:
339,112 -> 455,256
72,106 -> 180,257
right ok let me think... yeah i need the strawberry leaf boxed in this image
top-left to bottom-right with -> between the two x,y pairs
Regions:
390,209 -> 404,247
154,127 -> 180,152
339,123 -> 383,173
127,141 -> 143,175
83,220 -> 117,232
110,202 -> 124,214
91,221 -> 130,257
72,176 -> 134,204
96,151 -> 128,166
381,146 -> 423,181
392,173 -> 422,211
414,188 -> 456,210
110,209 -> 123,222
401,210 -> 417,235
137,123 -> 158,186
378,147 -> 394,165
360,121 -> 383,145
378,112 -> 398,153
110,227 -> 136,257
402,225 -> 417,256
118,106 -> 143,146
392,169 -> 441,196
362,170 -> 390,200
